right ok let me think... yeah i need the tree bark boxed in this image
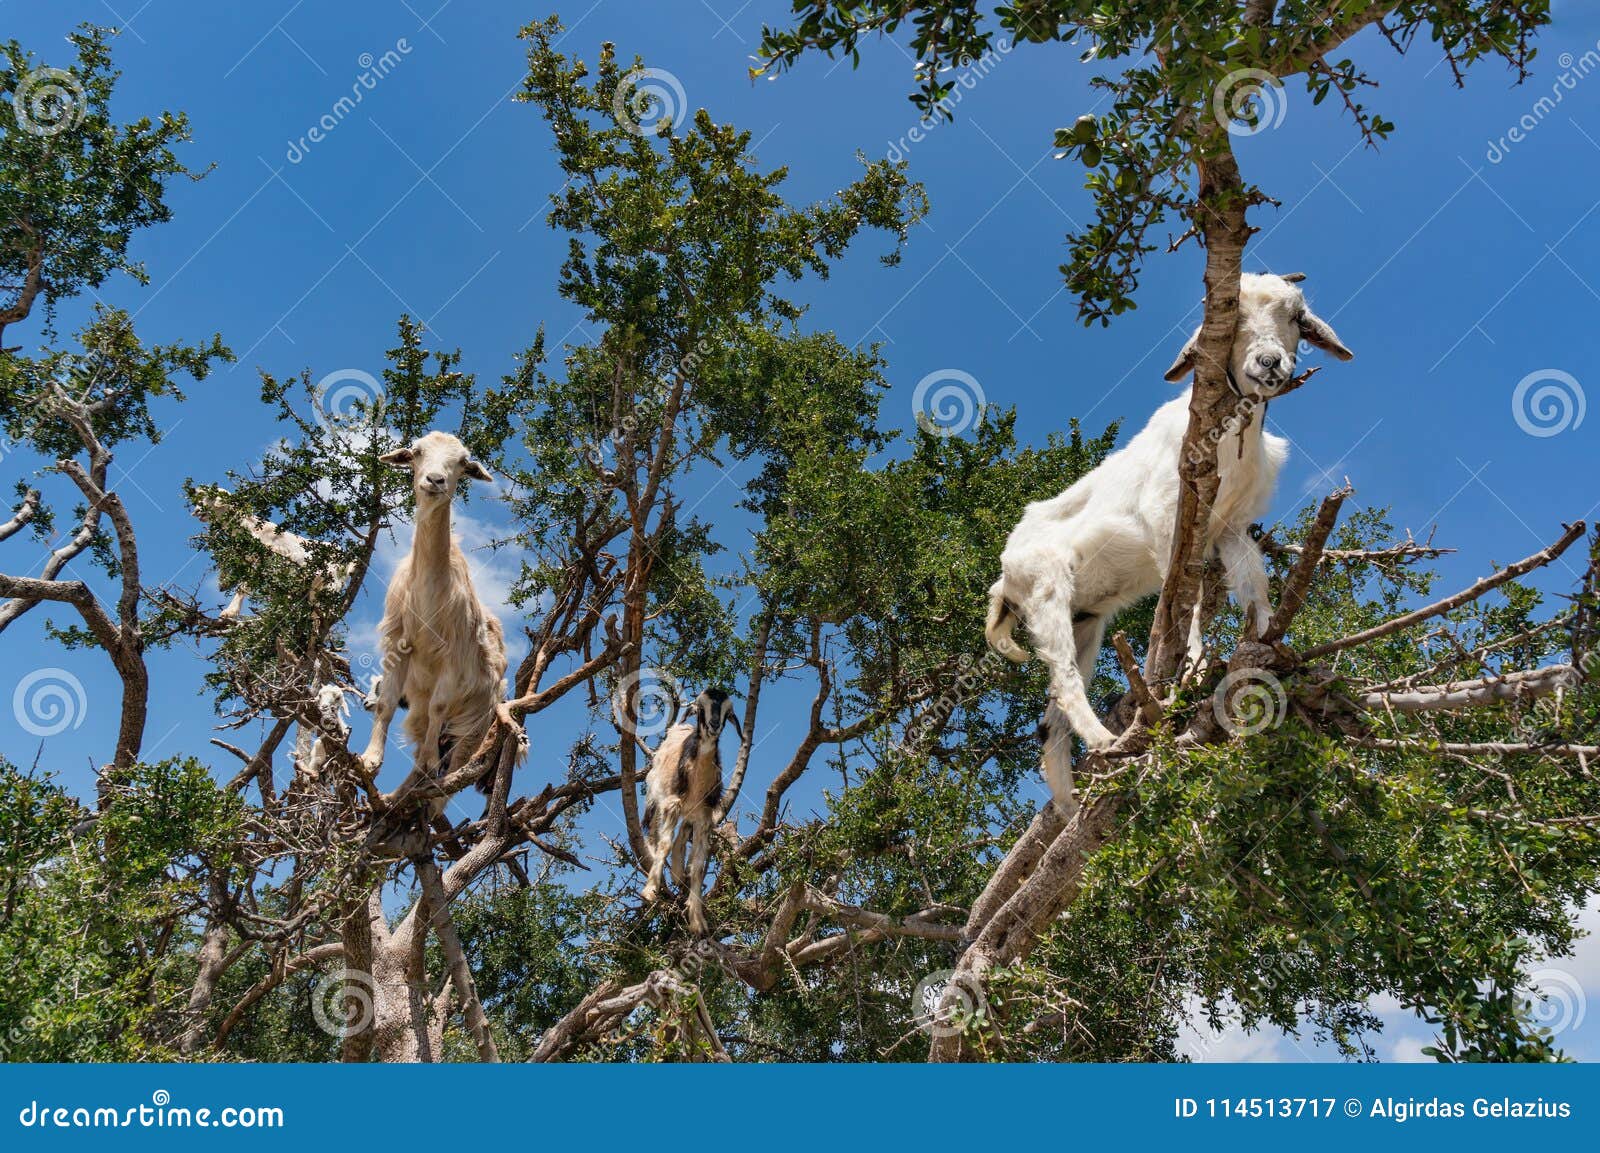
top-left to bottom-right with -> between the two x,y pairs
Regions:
1145,135 -> 1254,685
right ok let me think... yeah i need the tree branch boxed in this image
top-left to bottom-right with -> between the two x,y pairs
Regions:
1304,521 -> 1586,660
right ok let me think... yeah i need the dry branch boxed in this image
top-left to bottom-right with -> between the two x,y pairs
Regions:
1359,664 -> 1581,714
1263,483 -> 1352,642
1303,521 -> 1585,660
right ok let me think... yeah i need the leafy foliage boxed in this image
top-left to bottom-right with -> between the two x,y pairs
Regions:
1,11 -> 1594,1067
2,25 -> 200,340
0,757 -> 239,1060
757,1 -> 1550,321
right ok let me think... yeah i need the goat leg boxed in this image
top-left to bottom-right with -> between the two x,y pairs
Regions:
358,652 -> 409,773
685,818 -> 713,936
641,820 -> 673,903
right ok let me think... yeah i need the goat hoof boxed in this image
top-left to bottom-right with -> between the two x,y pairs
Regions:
641,883 -> 659,903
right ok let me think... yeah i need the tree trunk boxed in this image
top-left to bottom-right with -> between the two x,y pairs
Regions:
1145,134 -> 1254,684
368,940 -> 441,1063
339,894 -> 378,1062
932,124 -> 1258,1064
177,920 -> 230,1055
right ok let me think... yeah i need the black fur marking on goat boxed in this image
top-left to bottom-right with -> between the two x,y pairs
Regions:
1071,610 -> 1096,624
398,695 -> 409,710
643,799 -> 657,832
705,778 -> 724,812
442,731 -> 491,797
672,742 -> 691,796
676,729 -> 700,796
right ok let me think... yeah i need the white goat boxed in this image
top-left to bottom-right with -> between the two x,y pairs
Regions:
986,273 -> 1353,807
358,431 -> 510,803
293,683 -> 351,788
640,688 -> 741,936
191,488 -> 354,619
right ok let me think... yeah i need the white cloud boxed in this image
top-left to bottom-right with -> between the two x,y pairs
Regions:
1175,995 -> 1309,1062
1383,1033 -> 1434,1063
1539,896 -> 1600,989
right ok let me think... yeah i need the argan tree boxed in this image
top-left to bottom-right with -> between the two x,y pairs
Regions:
758,0 -> 1599,1061
3,9 -> 1597,1066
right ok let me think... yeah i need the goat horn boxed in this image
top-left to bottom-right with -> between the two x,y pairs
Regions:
1280,271 -> 1307,283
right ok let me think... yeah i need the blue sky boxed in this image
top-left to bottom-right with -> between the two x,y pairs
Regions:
4,0 -> 1598,1060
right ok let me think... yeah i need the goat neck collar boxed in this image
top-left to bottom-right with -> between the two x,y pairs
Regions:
1224,366 -> 1270,418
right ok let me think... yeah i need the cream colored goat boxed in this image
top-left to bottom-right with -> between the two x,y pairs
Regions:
358,432 -> 509,801
293,683 -> 351,788
641,689 -> 740,936
191,488 -> 354,619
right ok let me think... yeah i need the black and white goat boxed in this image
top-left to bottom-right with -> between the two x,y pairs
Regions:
986,272 -> 1354,810
640,688 -> 741,935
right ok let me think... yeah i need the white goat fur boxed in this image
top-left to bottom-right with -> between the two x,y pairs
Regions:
986,273 -> 1353,808
295,684 -> 351,786
358,432 -> 509,798
191,488 -> 354,619
641,689 -> 739,936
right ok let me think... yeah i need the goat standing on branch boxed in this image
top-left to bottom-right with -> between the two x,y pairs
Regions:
986,273 -> 1353,808
641,689 -> 742,936
190,487 -> 355,620
359,431 -> 511,805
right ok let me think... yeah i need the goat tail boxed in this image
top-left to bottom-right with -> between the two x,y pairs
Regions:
985,580 -> 1030,663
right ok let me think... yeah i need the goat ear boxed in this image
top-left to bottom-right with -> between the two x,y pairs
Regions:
725,711 -> 742,740
1299,310 -> 1354,361
464,458 -> 493,483
378,447 -> 414,469
1163,326 -> 1201,383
